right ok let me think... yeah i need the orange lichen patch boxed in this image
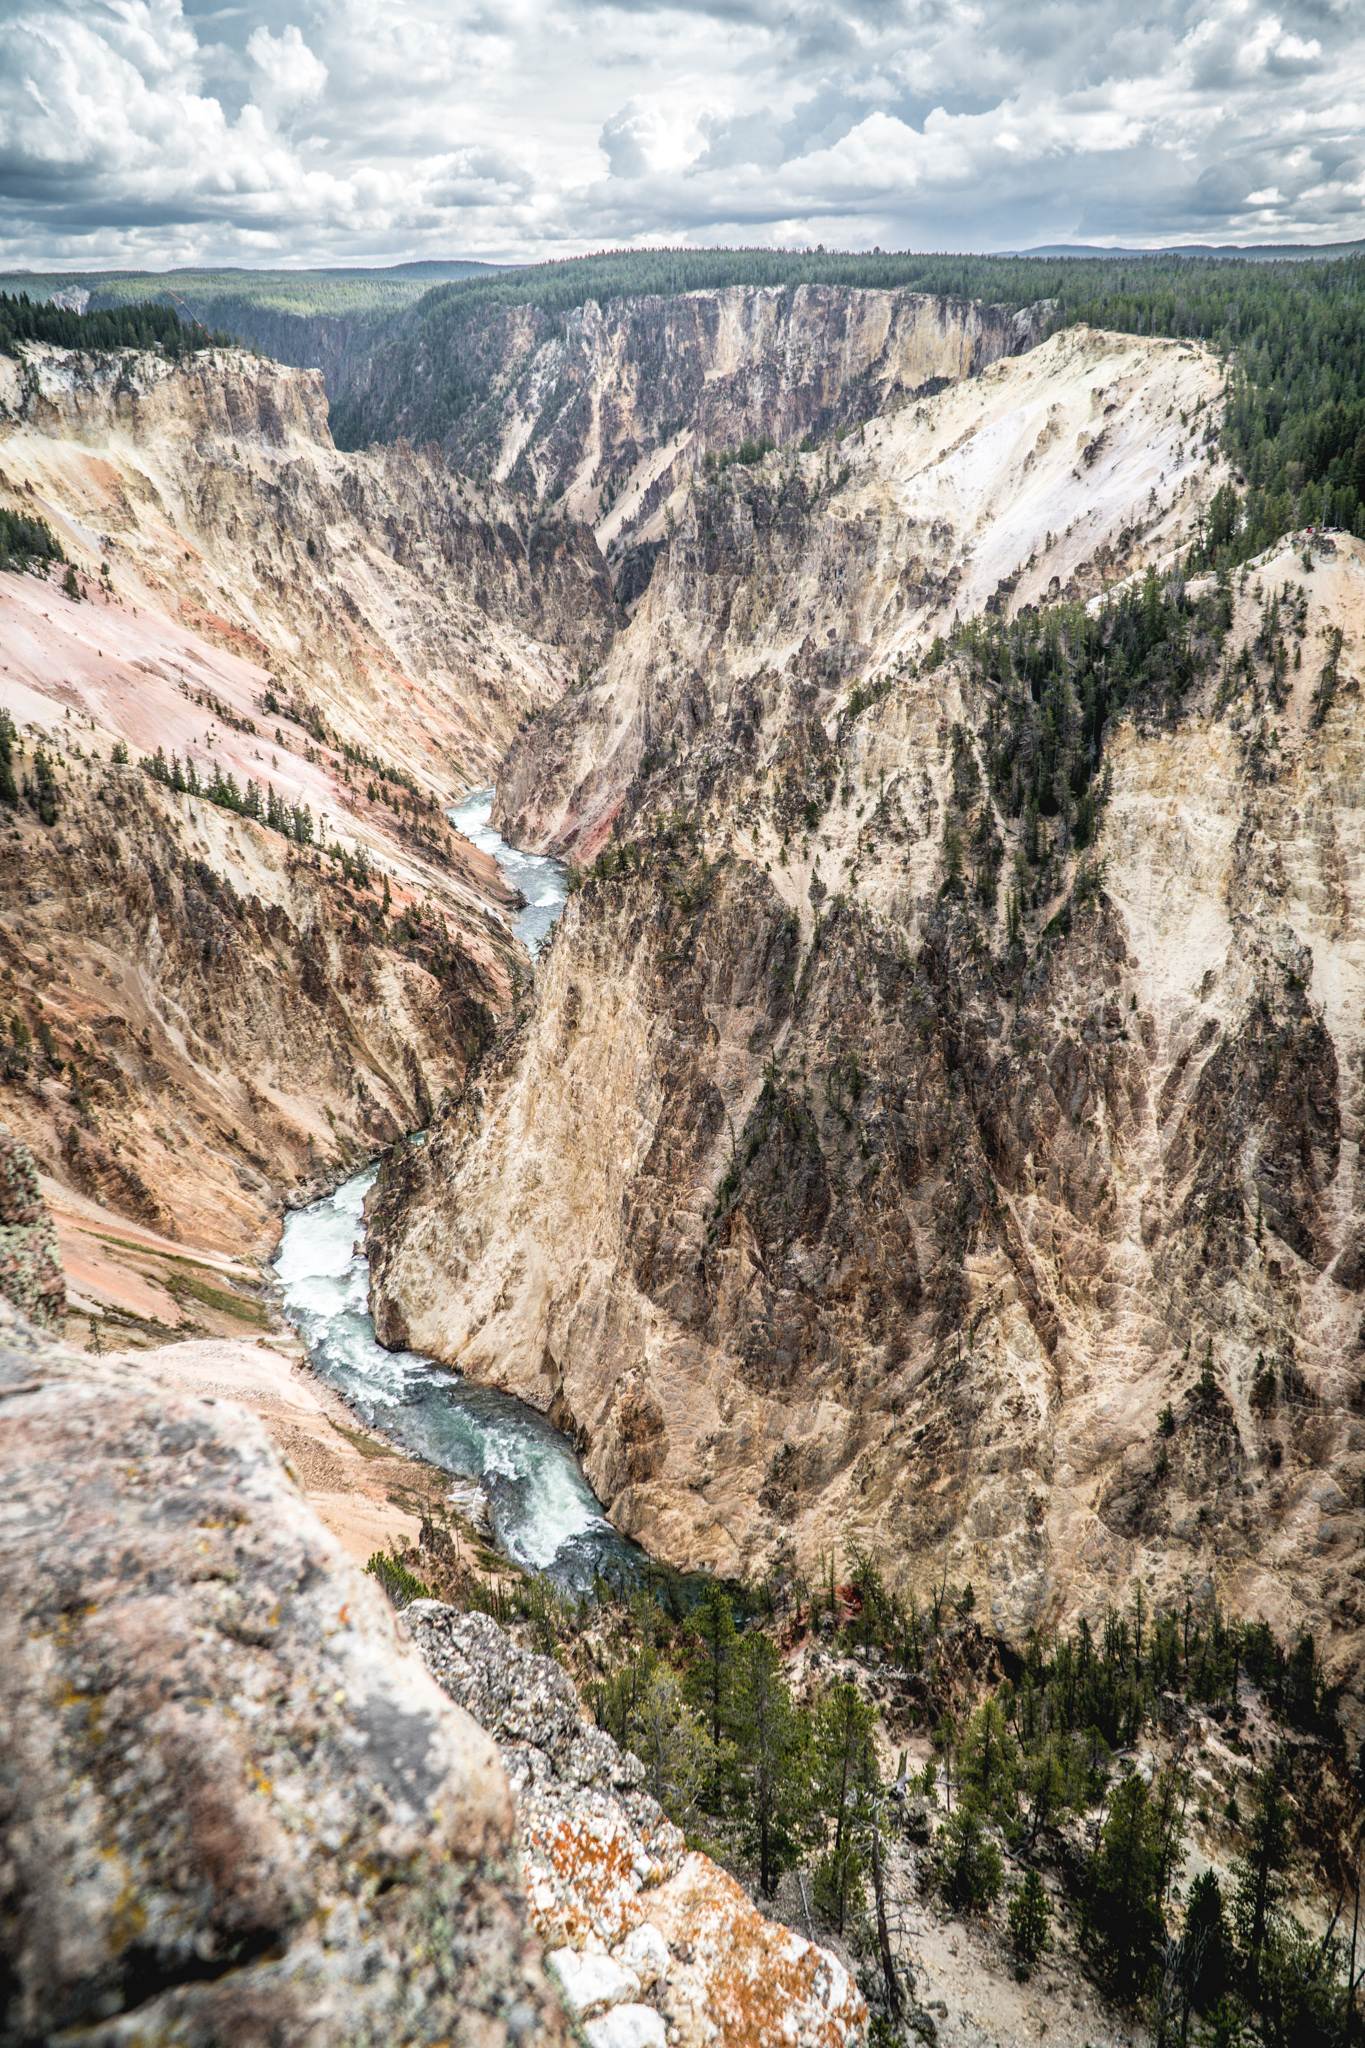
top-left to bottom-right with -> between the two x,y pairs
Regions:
646,1854 -> 868,2048
523,1810 -> 643,1946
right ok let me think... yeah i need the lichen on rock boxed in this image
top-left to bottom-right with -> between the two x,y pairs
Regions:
405,1603 -> 868,2048
0,1315 -> 569,2047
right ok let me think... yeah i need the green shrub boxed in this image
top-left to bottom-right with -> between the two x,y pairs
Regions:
365,1551 -> 432,1609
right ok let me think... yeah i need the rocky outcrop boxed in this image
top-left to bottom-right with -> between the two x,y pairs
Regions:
406,1604 -> 867,2048
0,1309 -> 570,2048
0,1125 -> 63,1326
368,327 -> 1365,1728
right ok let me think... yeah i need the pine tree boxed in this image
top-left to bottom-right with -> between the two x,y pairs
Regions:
958,1697 -> 1021,1822
631,1666 -> 717,1826
1008,1870 -> 1052,1974
1233,1774 -> 1289,1988
812,1682 -> 875,1931
685,1581 -> 738,1746
0,712 -> 16,808
1080,1768 -> 1169,1993
734,1631 -> 810,1896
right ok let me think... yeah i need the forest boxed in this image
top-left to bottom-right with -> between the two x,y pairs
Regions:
371,1523 -> 1363,2048
0,291 -> 232,358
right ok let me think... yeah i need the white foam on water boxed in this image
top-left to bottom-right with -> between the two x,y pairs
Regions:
275,1166 -> 634,1587
447,787 -> 567,956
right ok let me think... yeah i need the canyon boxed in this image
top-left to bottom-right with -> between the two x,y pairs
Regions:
0,338 -> 607,1334
365,320 -> 1365,1735
4,278 -> 1365,2045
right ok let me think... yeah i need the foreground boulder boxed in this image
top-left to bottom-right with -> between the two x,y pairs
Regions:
0,1311 -> 569,2048
406,1604 -> 868,2048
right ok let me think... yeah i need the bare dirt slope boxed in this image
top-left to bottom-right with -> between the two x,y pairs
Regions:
367,329 -> 1365,1728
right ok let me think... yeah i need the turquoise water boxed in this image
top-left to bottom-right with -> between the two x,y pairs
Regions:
273,795 -> 645,1588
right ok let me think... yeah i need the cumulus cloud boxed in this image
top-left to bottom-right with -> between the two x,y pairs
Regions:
246,24 -> 328,123
0,0 -> 1361,267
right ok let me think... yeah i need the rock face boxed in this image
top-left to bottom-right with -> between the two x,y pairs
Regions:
335,285 -> 1044,544
405,1604 -> 867,2048
0,344 -> 613,792
0,1125 -> 63,1326
368,327 -> 1365,1727
0,748 -> 493,1263
0,1312 -> 570,2048
0,340 -> 608,1265
495,327 -> 1221,859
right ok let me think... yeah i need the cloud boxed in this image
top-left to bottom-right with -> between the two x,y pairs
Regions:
0,0 -> 1361,267
246,24 -> 328,123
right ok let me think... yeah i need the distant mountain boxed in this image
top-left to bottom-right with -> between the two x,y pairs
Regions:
1012,239 -> 1365,261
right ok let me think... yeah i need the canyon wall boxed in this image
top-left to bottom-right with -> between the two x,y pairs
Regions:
334,284 -> 1045,539
0,345 -> 613,796
0,342 -> 610,1306
368,328 -> 1365,1726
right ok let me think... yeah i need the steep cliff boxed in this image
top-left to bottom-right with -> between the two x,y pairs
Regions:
0,344 -> 613,795
495,327 -> 1217,858
335,283 -> 1043,542
368,328 -> 1365,1727
0,342 -> 610,1305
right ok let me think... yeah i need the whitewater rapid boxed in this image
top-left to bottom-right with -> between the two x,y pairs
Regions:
448,785 -> 566,954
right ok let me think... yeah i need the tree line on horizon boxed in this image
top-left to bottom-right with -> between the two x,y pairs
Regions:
9,246 -> 1365,571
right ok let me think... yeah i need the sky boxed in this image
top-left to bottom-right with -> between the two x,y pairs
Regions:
1,0 -> 1362,270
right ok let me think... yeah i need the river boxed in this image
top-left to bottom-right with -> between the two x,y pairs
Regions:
273,789 -> 641,1590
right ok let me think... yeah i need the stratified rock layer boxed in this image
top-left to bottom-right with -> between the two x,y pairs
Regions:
406,1604 -> 867,2048
0,1313 -> 569,2048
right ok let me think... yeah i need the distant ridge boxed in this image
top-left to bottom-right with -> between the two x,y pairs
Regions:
1012,239 -> 1365,261
0,263 -> 509,393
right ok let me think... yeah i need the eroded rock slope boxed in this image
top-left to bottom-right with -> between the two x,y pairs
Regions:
367,328 -> 1365,1726
340,283 -> 1044,551
0,341 -> 611,1301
